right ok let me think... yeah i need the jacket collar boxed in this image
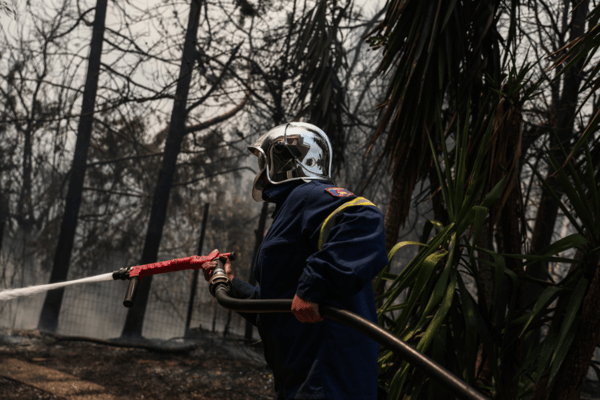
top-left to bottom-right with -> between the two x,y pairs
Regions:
263,180 -> 303,218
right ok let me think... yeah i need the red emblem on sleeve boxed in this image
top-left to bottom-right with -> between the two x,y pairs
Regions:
325,187 -> 354,197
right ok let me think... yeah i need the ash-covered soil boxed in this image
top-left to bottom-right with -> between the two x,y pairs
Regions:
3,328 -> 600,400
0,328 -> 274,400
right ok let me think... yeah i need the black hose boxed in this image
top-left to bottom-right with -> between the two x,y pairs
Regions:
214,287 -> 488,400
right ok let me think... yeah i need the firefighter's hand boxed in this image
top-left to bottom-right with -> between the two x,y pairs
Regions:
292,294 -> 323,323
195,249 -> 234,281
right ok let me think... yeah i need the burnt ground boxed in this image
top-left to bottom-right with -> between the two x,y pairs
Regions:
2,328 -> 600,400
0,327 -> 273,400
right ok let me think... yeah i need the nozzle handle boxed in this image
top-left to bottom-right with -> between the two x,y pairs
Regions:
123,276 -> 140,308
209,253 -> 235,297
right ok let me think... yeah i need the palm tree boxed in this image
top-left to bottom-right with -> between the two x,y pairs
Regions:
367,1 -> 600,399
281,0 -> 600,397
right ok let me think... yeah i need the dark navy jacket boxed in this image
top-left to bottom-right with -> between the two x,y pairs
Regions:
231,180 -> 388,400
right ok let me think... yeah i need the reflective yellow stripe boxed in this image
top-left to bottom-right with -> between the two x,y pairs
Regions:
318,196 -> 377,251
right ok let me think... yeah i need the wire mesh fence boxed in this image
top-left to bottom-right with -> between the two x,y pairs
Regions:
0,271 -> 253,341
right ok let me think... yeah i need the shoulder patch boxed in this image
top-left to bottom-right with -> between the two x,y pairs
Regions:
324,187 -> 354,198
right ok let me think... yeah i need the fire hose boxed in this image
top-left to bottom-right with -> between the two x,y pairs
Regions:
117,252 -> 489,400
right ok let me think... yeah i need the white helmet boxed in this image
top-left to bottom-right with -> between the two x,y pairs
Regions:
248,122 -> 333,202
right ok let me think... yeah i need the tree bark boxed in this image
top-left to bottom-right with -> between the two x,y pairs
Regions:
372,176 -> 403,300
16,129 -> 33,233
499,164 -> 526,400
38,0 -> 108,333
480,87 -> 524,399
374,164 -> 443,300
0,179 -> 7,253
531,2 -> 591,398
529,0 -> 588,288
120,0 -> 202,339
383,176 -> 405,254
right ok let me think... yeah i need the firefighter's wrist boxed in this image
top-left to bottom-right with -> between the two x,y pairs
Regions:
296,274 -> 325,304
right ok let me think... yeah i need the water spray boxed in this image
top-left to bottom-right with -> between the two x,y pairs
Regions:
0,273 -> 115,301
0,250 -> 235,307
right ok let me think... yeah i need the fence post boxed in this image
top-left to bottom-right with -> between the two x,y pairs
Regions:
244,202 -> 270,342
185,202 -> 209,336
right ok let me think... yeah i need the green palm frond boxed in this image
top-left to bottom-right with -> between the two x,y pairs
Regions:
373,1 -> 600,397
367,0 -> 511,223
293,0 -> 350,172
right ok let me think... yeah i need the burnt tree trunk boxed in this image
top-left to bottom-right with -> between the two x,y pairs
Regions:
528,0 -> 588,299
478,87 -> 524,399
16,128 -> 33,233
0,138 -> 9,252
372,176 -> 403,300
490,104 -> 527,400
38,0 -> 107,333
120,0 -> 202,338
374,163 -> 444,300
498,189 -> 527,400
531,2 -> 591,399
383,176 -> 405,253
0,179 -> 7,253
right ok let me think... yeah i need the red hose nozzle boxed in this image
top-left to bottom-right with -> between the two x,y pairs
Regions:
117,250 -> 235,308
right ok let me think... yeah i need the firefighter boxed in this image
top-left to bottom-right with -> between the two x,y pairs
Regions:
202,122 -> 388,400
